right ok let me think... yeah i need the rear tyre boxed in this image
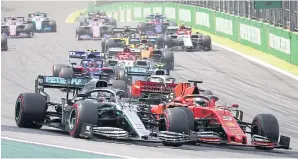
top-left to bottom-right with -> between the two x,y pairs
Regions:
161,107 -> 194,147
251,114 -> 279,150
202,35 -> 211,51
162,50 -> 174,70
68,101 -> 98,138
15,93 -> 46,129
50,20 -> 57,32
59,68 -> 74,78
52,64 -> 69,77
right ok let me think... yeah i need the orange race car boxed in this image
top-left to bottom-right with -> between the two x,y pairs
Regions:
150,80 -> 290,150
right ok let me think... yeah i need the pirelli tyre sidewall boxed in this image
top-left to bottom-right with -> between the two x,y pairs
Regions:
24,23 -> 35,37
68,101 -> 98,138
15,93 -> 46,129
251,114 -> 279,149
161,107 -> 194,147
163,35 -> 173,48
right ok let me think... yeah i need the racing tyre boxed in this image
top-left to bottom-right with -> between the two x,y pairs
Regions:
117,69 -> 126,81
59,68 -> 75,78
251,114 -> 279,150
108,18 -> 117,27
15,93 -> 46,129
101,38 -> 108,52
163,35 -> 173,48
160,107 -> 194,147
1,34 -> 8,51
52,64 -> 69,77
202,35 -> 211,51
106,39 -> 115,52
68,100 -> 98,138
50,20 -> 57,32
162,50 -> 174,70
137,22 -> 146,35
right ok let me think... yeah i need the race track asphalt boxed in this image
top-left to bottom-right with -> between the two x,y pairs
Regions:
2,1 -> 298,158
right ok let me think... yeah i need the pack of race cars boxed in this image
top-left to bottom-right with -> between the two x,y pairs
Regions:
1,12 -> 57,51
14,12 -> 291,151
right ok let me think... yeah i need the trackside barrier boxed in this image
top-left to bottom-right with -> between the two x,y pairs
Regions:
89,2 -> 298,66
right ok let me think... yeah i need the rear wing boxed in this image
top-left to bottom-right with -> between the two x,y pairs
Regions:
68,51 -> 105,60
112,28 -> 137,34
128,38 -> 157,45
35,75 -> 91,92
133,80 -> 177,94
125,66 -> 151,75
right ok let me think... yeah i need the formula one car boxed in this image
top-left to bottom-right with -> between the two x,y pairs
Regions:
137,13 -> 177,35
161,25 -> 212,51
1,16 -> 34,38
28,12 -> 57,32
87,12 -> 117,27
76,18 -> 112,40
52,50 -> 113,80
112,26 -> 138,38
129,38 -> 174,69
1,33 -> 8,51
151,80 -> 291,150
15,77 -> 192,146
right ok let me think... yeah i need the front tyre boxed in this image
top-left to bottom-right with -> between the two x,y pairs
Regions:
15,93 -> 46,129
68,101 -> 98,138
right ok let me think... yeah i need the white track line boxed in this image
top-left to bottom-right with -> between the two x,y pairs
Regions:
2,136 -> 138,159
212,42 -> 298,81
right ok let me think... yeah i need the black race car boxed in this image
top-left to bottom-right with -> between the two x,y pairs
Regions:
15,76 -> 193,146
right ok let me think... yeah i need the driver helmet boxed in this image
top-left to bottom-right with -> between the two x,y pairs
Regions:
180,23 -> 186,29
97,92 -> 106,102
194,98 -> 208,107
11,15 -> 16,20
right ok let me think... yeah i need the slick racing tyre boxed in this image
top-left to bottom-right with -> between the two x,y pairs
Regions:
108,18 -> 117,27
202,35 -> 212,51
15,93 -> 46,129
251,114 -> 279,150
163,35 -> 173,48
50,20 -> 57,32
1,34 -> 8,51
160,107 -> 194,147
162,50 -> 174,70
137,22 -> 146,34
59,68 -> 75,78
68,101 -> 98,138
52,64 -> 69,77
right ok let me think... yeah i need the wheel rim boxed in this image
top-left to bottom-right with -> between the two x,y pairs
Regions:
68,109 -> 77,130
15,102 -> 21,120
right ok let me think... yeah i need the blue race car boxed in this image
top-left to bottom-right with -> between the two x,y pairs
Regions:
52,50 -> 114,80
28,12 -> 57,32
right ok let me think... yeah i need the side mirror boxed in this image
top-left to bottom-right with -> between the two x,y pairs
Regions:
232,104 -> 239,108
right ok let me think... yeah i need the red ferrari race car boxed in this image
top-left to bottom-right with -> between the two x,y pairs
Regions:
151,80 -> 291,150
115,47 -> 137,61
